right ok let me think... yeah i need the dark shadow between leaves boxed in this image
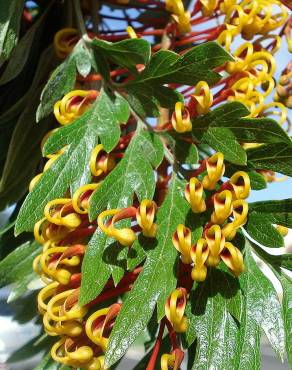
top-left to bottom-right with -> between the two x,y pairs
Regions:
185,209 -> 210,231
102,241 -> 127,270
189,268 -> 240,316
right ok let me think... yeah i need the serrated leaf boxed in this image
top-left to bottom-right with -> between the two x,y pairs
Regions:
88,129 -> 163,219
193,101 -> 291,144
184,269 -> 242,352
278,274 -> 292,367
247,212 -> 284,247
91,38 -> 151,73
192,101 -> 292,165
126,83 -> 182,117
246,199 -> 292,248
125,42 -> 232,116
184,269 -> 241,369
234,248 -> 263,370
36,40 -> 93,121
79,229 -> 127,307
246,143 -> 292,176
128,42 -> 232,86
7,271 -> 38,302
202,126 -> 247,165
243,241 -> 285,360
0,0 -> 24,64
0,240 -> 41,288
15,90 -> 128,234
79,130 -> 163,305
105,175 -> 190,367
127,236 -> 148,271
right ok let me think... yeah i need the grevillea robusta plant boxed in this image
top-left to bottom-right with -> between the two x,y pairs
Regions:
0,0 -> 292,369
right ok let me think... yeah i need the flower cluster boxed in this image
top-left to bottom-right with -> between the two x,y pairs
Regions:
24,0 -> 292,368
173,152 -> 250,281
33,186 -> 145,369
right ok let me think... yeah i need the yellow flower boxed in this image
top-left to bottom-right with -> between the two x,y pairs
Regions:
136,199 -> 157,237
165,288 -> 188,332
185,177 -> 206,213
172,224 -> 192,264
171,102 -> 192,133
205,225 -> 225,267
192,81 -> 213,115
190,238 -> 209,282
220,242 -> 245,276
202,152 -> 225,190
97,208 -> 136,247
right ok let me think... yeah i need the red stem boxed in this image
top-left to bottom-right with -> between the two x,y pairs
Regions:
165,319 -> 179,350
146,319 -> 166,370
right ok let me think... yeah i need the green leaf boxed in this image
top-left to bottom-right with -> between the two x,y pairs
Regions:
0,240 -> 41,288
34,352 -> 70,370
0,3 -> 51,85
201,126 -> 247,165
0,86 -> 51,209
105,175 -> 190,367
247,143 -> 292,176
7,271 -> 38,302
128,42 -> 232,86
36,40 -> 93,121
127,235 -> 148,271
79,129 -> 163,305
79,229 -> 126,306
125,42 -> 232,116
247,171 -> 267,190
184,269 -> 241,369
193,101 -> 291,144
247,212 -> 284,248
278,274 -> 292,367
126,83 -> 182,117
234,251 -> 262,370
192,101 -> 292,165
162,133 -> 198,164
243,241 -> 285,361
0,0 -> 24,64
88,129 -> 163,219
15,90 -> 128,234
91,38 -> 151,73
246,199 -> 292,248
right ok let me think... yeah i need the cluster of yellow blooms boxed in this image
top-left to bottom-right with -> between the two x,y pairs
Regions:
169,0 -> 290,136
217,0 -> 289,121
33,172 -> 159,368
31,88 -> 123,368
173,152 -> 250,281
29,0 -> 291,368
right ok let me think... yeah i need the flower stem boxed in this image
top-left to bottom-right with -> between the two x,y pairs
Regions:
73,0 -> 87,37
